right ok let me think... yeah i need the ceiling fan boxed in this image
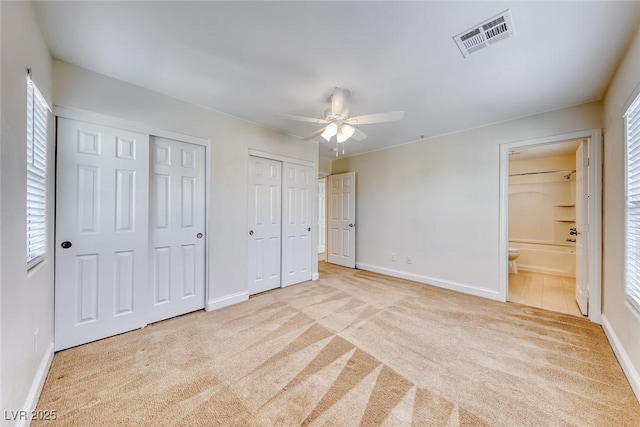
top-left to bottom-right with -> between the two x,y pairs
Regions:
279,87 -> 403,147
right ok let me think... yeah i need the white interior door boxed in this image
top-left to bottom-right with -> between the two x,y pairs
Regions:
575,140 -> 589,315
327,172 -> 356,268
318,178 -> 326,254
282,163 -> 313,287
55,118 -> 149,351
149,137 -> 206,323
248,156 -> 282,295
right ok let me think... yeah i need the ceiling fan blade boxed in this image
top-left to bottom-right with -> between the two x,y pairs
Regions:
302,127 -> 327,141
278,113 -> 328,124
346,111 -> 404,125
331,87 -> 351,117
352,127 -> 367,141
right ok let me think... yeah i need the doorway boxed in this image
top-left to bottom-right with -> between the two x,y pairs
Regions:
507,139 -> 582,316
499,130 -> 602,323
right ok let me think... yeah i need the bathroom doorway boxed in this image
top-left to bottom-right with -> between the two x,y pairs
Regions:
499,130 -> 602,322
507,139 -> 582,316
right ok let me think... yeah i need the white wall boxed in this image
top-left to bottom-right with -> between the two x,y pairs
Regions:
52,60 -> 319,305
602,24 -> 640,398
509,154 -> 576,246
509,153 -> 576,175
1,1 -> 55,423
319,157 -> 332,176
509,155 -> 577,277
332,102 -> 602,300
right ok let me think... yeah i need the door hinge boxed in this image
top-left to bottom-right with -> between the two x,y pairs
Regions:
586,157 -> 590,167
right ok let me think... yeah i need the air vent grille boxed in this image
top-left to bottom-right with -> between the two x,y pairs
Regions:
454,10 -> 515,58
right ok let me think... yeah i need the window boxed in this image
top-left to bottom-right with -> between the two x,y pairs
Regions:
626,92 -> 640,312
26,75 -> 50,268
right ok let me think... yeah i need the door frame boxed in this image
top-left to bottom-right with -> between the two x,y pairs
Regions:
317,176 -> 328,259
248,149 -> 319,281
498,129 -> 602,323
53,107 -> 212,309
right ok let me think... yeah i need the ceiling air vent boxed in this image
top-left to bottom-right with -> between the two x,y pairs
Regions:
454,10 -> 515,58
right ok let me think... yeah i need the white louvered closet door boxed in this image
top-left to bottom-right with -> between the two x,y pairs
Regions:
55,118 -> 150,351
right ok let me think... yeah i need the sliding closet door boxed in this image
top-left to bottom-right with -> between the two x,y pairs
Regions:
248,156 -> 282,295
55,118 -> 150,351
282,162 -> 313,286
149,137 -> 206,323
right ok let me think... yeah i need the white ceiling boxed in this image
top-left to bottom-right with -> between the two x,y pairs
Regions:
34,1 -> 640,159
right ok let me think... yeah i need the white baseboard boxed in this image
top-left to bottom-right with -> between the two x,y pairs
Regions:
601,314 -> 640,402
312,273 -> 319,281
205,291 -> 248,311
355,263 -> 501,301
17,341 -> 54,427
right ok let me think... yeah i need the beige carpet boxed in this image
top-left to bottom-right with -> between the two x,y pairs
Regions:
35,263 -> 640,426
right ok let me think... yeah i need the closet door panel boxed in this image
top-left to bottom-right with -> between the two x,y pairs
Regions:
149,137 -> 206,323
282,162 -> 313,286
248,156 -> 282,295
55,118 -> 150,351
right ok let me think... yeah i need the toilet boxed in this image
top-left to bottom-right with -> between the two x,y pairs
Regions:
508,248 -> 520,274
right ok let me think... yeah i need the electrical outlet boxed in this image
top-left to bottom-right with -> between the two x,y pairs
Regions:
406,256 -> 413,264
391,253 -> 396,261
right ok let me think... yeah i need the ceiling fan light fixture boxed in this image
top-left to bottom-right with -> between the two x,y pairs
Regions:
281,87 -> 404,150
341,124 -> 355,139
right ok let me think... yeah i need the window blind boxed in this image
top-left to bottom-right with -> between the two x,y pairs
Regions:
625,93 -> 640,312
26,76 -> 50,268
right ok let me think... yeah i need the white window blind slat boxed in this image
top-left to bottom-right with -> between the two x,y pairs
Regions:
628,154 -> 640,167
625,93 -> 640,313
628,115 -> 640,134
26,76 -> 49,268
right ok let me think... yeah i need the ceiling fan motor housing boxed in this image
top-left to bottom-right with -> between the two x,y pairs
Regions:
325,108 -> 349,121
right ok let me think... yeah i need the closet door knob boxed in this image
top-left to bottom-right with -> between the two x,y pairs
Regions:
307,227 -> 311,232
249,230 -> 254,236
61,241 -> 72,249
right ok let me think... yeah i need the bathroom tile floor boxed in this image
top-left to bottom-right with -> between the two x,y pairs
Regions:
509,271 -> 584,317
